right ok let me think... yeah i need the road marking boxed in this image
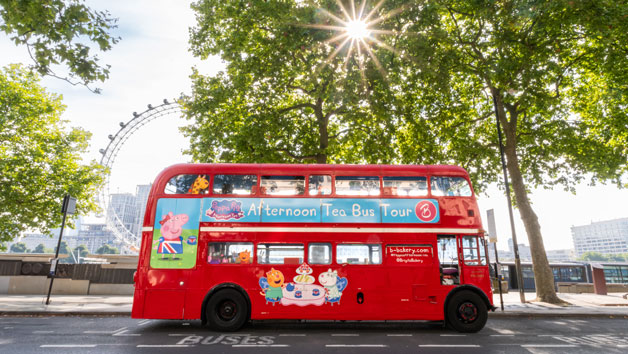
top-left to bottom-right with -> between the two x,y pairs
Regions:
233,345 -> 290,347
113,330 -> 141,337
169,334 -> 198,337
84,326 -> 127,334
182,323 -> 190,326
490,334 -> 514,337
521,344 -> 579,348
4,327 -> 13,329
326,345 -> 388,348
538,334 -> 563,337
492,328 -> 515,335
41,345 -> 97,348
387,334 -> 413,337
33,330 -> 54,334
137,345 -> 193,348
441,334 -> 466,336
279,334 -> 306,336
331,334 -> 359,336
138,320 -> 152,326
618,345 -> 628,348
419,345 -> 480,348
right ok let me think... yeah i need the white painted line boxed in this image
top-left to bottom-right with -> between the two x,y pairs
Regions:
85,326 -> 127,334
326,345 -> 388,348
182,323 -> 190,326
138,320 -> 152,326
419,345 -> 480,348
137,345 -> 192,348
521,344 -> 579,348
113,330 -> 141,337
41,345 -> 97,348
387,334 -> 413,337
4,327 -> 13,329
169,334 -> 198,337
33,330 -> 54,334
331,334 -> 359,336
233,345 -> 290,347
618,345 -> 628,348
440,334 -> 467,336
490,334 -> 514,337
279,334 -> 306,336
538,334 -> 564,337
200,226 -> 480,234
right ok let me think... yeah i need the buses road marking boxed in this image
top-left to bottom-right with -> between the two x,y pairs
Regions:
41,345 -> 98,348
326,345 -> 388,348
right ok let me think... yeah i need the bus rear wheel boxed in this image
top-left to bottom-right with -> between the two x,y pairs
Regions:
446,290 -> 487,333
206,289 -> 248,332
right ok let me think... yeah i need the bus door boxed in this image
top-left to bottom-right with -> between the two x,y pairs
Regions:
385,243 -> 439,316
459,235 -> 490,288
437,235 -> 460,287
143,197 -> 201,319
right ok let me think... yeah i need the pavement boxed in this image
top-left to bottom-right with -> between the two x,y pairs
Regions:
1,291 -> 627,318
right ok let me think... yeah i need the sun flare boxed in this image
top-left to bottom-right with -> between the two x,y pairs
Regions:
346,19 -> 371,39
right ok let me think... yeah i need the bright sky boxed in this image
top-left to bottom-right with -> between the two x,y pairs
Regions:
1,1 -> 626,251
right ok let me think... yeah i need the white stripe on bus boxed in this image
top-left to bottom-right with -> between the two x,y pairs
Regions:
199,226 -> 480,234
142,227 -> 153,232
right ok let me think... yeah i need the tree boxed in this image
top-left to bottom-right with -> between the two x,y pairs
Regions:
385,0 -> 628,304
0,0 -> 120,93
185,0 -> 396,164
10,241 -> 28,253
0,65 -> 106,245
73,244 -> 89,258
32,243 -> 53,253
95,244 -> 119,255
186,1 -> 628,304
579,252 -> 609,262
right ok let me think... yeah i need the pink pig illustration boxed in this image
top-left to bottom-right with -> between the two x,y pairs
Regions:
154,212 -> 189,260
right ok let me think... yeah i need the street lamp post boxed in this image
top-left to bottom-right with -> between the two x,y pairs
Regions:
45,194 -> 76,305
492,95 -> 526,304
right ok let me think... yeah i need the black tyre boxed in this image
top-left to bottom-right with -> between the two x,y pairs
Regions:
445,290 -> 488,333
205,289 -> 249,332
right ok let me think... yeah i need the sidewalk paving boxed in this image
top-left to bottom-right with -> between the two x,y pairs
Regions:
1,292 -> 627,317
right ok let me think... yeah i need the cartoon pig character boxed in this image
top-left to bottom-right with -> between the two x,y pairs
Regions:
318,269 -> 348,305
155,212 -> 189,260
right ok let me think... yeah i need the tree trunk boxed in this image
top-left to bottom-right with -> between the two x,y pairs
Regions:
315,98 -> 328,164
496,96 -> 566,305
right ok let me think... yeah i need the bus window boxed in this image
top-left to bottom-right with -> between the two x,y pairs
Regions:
207,242 -> 253,264
308,243 -> 331,265
308,175 -> 332,195
213,174 -> 257,195
257,244 -> 304,264
261,175 -> 305,195
462,236 -> 481,265
335,176 -> 380,196
165,174 -> 210,194
383,176 -> 428,196
336,244 -> 381,264
431,176 -> 472,197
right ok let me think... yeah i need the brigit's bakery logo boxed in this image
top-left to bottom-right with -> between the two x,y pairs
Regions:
206,200 -> 244,220
415,200 -> 438,223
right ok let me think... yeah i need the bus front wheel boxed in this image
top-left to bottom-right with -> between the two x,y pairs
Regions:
445,290 -> 487,333
205,289 -> 249,331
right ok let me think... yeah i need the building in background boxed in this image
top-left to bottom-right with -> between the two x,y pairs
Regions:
546,249 -> 575,262
571,218 -> 628,258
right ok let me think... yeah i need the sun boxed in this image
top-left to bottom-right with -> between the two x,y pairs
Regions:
299,0 -> 406,82
345,19 -> 371,40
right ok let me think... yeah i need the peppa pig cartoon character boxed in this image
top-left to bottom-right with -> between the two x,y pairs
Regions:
154,212 -> 189,260
318,269 -> 348,306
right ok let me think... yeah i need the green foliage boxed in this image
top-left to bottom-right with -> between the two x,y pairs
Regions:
10,241 -> 28,253
185,0 -> 396,164
0,0 -> 120,92
32,243 -> 53,253
96,244 -> 119,255
0,65 -> 106,245
579,252 -> 628,262
54,240 -> 70,254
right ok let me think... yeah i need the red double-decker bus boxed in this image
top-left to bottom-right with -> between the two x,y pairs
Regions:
132,164 -> 495,332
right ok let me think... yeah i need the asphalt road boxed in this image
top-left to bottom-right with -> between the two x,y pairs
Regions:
1,316 -> 627,353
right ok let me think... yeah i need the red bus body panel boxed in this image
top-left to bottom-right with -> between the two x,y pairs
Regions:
132,164 -> 493,322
